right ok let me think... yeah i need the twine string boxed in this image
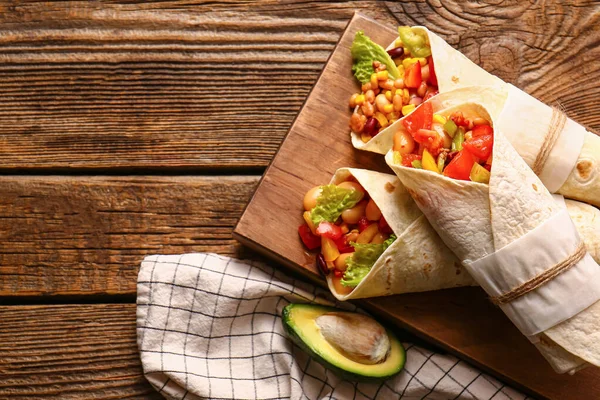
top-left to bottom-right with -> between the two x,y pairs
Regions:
531,106 -> 568,176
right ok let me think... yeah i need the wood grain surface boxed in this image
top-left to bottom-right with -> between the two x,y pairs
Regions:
0,304 -> 161,399
1,1 -> 599,399
0,1 -> 597,171
0,176 -> 258,296
234,12 -> 600,400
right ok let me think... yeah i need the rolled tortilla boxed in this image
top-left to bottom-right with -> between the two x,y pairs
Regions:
351,27 -> 600,207
386,100 -> 600,374
325,168 -> 474,300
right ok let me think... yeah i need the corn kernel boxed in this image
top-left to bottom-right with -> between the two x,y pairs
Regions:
373,112 -> 388,128
355,94 -> 365,105
403,47 -> 410,56
384,90 -> 393,102
417,57 -> 428,66
402,58 -> 418,70
395,38 -> 403,47
361,133 -> 371,143
402,104 -> 416,116
376,70 -> 389,81
402,88 -> 410,104
370,73 -> 379,88
394,59 -> 403,67
433,114 -> 447,125
383,104 -> 394,114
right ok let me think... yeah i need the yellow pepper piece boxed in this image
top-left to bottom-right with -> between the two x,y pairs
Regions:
376,70 -> 389,81
402,58 -> 419,70
422,149 -> 439,173
394,38 -> 403,48
402,104 -> 416,116
303,211 -> 318,235
373,112 -> 388,128
393,151 -> 402,165
433,114 -> 447,125
470,163 -> 491,184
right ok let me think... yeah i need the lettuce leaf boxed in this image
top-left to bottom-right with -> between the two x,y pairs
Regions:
341,234 -> 397,287
351,31 -> 399,84
310,184 -> 362,226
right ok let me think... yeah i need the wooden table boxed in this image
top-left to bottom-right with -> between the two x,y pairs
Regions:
1,2 -> 598,399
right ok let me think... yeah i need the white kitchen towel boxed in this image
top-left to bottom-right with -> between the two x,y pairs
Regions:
137,253 -> 531,400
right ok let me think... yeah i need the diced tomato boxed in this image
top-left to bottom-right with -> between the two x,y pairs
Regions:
379,216 -> 393,234
333,269 -> 344,278
483,164 -> 492,171
298,224 -> 321,250
358,216 -> 370,233
414,129 -> 443,156
400,153 -> 422,167
402,101 -> 433,136
463,134 -> 494,160
472,124 -> 494,137
405,62 -> 422,88
423,89 -> 438,102
334,235 -> 355,253
316,221 -> 343,240
427,56 -> 438,86
443,149 -> 476,181
450,112 -> 469,128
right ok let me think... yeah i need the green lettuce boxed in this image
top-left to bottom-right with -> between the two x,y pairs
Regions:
341,234 -> 397,287
310,184 -> 362,226
351,31 -> 399,84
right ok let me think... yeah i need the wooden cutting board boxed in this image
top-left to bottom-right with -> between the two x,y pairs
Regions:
233,12 -> 600,399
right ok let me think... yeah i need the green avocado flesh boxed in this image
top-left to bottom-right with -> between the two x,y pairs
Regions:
282,303 -> 405,381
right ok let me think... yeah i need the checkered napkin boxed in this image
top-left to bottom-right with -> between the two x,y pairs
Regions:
136,253 -> 531,400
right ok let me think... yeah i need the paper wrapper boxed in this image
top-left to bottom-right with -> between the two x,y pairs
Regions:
351,27 -> 600,207
325,168 -> 475,300
386,101 -> 600,374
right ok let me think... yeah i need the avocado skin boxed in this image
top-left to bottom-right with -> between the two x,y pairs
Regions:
282,303 -> 405,382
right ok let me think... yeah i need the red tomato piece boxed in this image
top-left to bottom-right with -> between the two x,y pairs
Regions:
443,149 -> 476,181
427,56 -> 438,86
405,62 -> 422,88
472,124 -> 494,137
298,224 -> 321,250
316,221 -> 343,240
379,216 -> 393,234
358,216 -> 370,233
463,134 -> 494,160
334,235 -> 355,253
333,269 -> 344,278
400,153 -> 422,167
402,102 -> 433,136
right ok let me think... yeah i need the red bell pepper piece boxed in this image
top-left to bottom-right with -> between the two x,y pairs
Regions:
298,224 -> 321,250
463,134 -> 494,160
404,62 -> 422,88
400,153 -> 422,167
402,102 -> 433,137
443,149 -> 476,181
358,216 -> 370,233
472,124 -> 494,138
427,56 -> 438,86
316,221 -> 343,240
379,216 -> 393,234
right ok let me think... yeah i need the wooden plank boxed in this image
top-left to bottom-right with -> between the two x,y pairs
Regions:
0,1 -> 597,170
234,13 -> 600,399
0,304 -> 160,400
0,175 -> 259,296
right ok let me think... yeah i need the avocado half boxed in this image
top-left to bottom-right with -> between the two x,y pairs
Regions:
282,303 -> 406,381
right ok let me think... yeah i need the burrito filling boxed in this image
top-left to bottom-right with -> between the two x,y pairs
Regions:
298,178 -> 397,295
349,27 -> 439,142
391,102 -> 494,183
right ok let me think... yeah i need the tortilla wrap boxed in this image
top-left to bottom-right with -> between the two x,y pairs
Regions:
325,168 -> 474,301
386,101 -> 600,374
351,27 -> 600,207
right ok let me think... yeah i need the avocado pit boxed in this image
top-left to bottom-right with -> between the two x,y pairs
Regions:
316,311 -> 390,365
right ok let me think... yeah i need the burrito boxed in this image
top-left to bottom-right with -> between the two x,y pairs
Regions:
385,99 -> 600,374
298,168 -> 473,300
348,27 -> 600,207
